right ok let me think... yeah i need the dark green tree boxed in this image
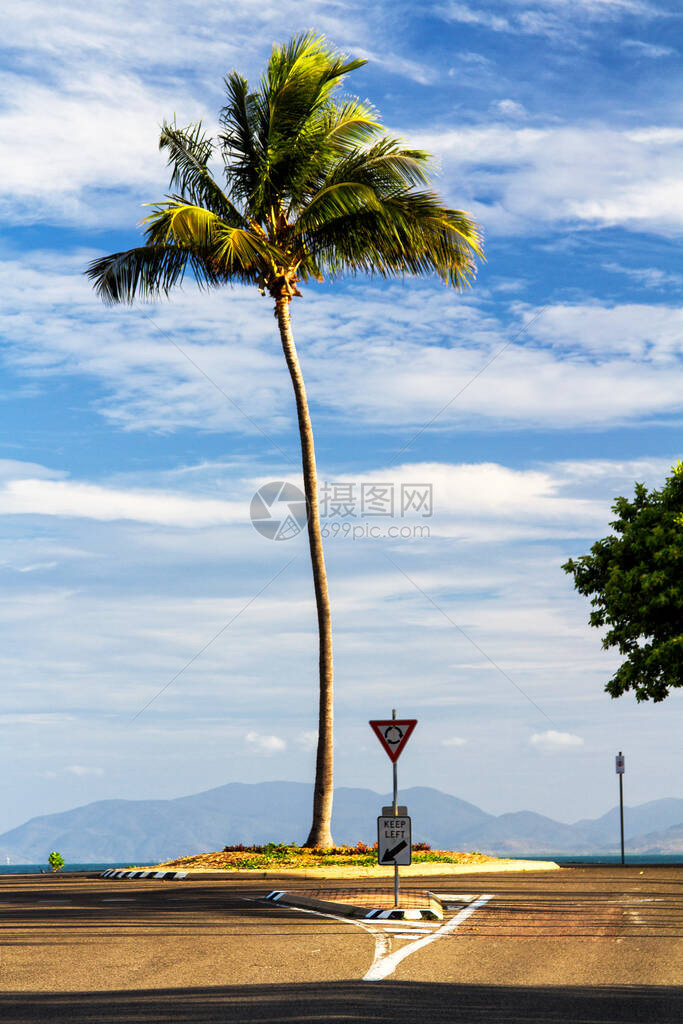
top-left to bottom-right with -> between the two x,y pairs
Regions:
563,463 -> 683,702
86,33 -> 482,846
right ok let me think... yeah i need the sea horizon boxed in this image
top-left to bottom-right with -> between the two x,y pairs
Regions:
2,854 -> 682,874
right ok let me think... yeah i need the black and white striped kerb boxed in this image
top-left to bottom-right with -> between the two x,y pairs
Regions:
100,869 -> 188,880
265,890 -> 439,920
364,907 -> 438,920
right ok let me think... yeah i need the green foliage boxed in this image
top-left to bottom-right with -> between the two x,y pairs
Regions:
214,840 -> 439,868
563,463 -> 683,701
86,31 -> 482,304
48,851 -> 65,873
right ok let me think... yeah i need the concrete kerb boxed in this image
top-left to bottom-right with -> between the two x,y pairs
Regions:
264,889 -> 444,921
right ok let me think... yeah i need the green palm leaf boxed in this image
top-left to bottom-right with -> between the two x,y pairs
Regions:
85,245 -> 211,304
159,121 -> 245,223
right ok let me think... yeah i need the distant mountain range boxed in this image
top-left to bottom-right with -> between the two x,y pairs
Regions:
1,782 -> 681,864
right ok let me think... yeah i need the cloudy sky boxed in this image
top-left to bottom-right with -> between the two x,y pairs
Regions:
1,0 -> 682,838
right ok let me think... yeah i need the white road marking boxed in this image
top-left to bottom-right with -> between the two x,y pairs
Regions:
363,894 -> 493,982
250,891 -> 493,982
101,898 -> 135,902
241,896 -> 391,967
432,893 -> 476,901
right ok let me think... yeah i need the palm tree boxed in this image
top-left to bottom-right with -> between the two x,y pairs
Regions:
86,33 -> 482,848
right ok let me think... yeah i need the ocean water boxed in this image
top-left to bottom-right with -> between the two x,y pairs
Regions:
0,863 -> 153,875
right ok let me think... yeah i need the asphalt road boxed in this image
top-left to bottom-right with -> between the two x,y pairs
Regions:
0,865 -> 681,1022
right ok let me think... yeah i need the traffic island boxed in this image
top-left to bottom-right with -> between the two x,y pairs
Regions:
264,887 -> 444,920
100,859 -> 559,882
133,843 -> 559,876
103,846 -> 560,881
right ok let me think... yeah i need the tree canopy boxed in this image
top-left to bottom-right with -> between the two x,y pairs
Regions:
563,463 -> 683,702
86,32 -> 482,306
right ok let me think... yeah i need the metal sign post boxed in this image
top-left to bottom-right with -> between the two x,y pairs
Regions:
369,709 -> 417,908
616,751 -> 625,865
392,710 -> 399,907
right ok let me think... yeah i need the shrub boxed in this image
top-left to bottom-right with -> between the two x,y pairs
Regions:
48,851 -> 65,873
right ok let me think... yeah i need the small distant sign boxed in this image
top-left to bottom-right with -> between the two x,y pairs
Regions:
616,753 -> 625,775
377,815 -> 412,866
369,719 -> 417,762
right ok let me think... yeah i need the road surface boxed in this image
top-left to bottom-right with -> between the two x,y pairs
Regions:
0,865 -> 681,1021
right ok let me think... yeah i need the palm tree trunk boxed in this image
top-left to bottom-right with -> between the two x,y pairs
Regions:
275,295 -> 334,848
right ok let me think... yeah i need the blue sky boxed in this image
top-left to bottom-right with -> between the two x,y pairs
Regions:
1,0 -> 682,837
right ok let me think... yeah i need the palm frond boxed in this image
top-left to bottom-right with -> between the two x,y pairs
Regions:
277,100 -> 381,218
221,33 -> 370,222
292,143 -> 432,238
321,99 -> 381,153
294,180 -> 382,231
159,121 -> 246,222
296,192 -> 483,287
315,138 -> 433,197
219,73 -> 262,207
143,203 -> 223,248
85,245 -> 213,304
213,225 -> 287,274
143,203 -> 286,275
265,33 -> 365,126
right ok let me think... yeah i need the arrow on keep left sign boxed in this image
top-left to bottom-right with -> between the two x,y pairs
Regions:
381,839 -> 408,863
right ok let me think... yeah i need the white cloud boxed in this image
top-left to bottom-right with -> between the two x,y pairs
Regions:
245,731 -> 287,755
521,301 -> 683,359
65,765 -> 104,776
410,122 -> 683,236
3,253 -> 683,436
442,3 -> 511,31
0,72 -> 175,227
493,99 -> 527,118
440,0 -> 663,41
530,730 -> 584,750
15,562 -> 59,573
449,51 -> 492,66
602,262 -> 683,289
441,736 -> 468,746
0,478 -> 245,527
0,460 -> 65,481
355,47 -> 437,85
0,454 -> 670,545
621,39 -> 675,57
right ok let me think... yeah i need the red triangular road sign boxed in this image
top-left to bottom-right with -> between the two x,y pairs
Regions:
369,719 -> 417,762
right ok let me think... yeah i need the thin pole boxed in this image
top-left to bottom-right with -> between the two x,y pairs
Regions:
392,708 -> 399,907
619,751 -> 625,866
